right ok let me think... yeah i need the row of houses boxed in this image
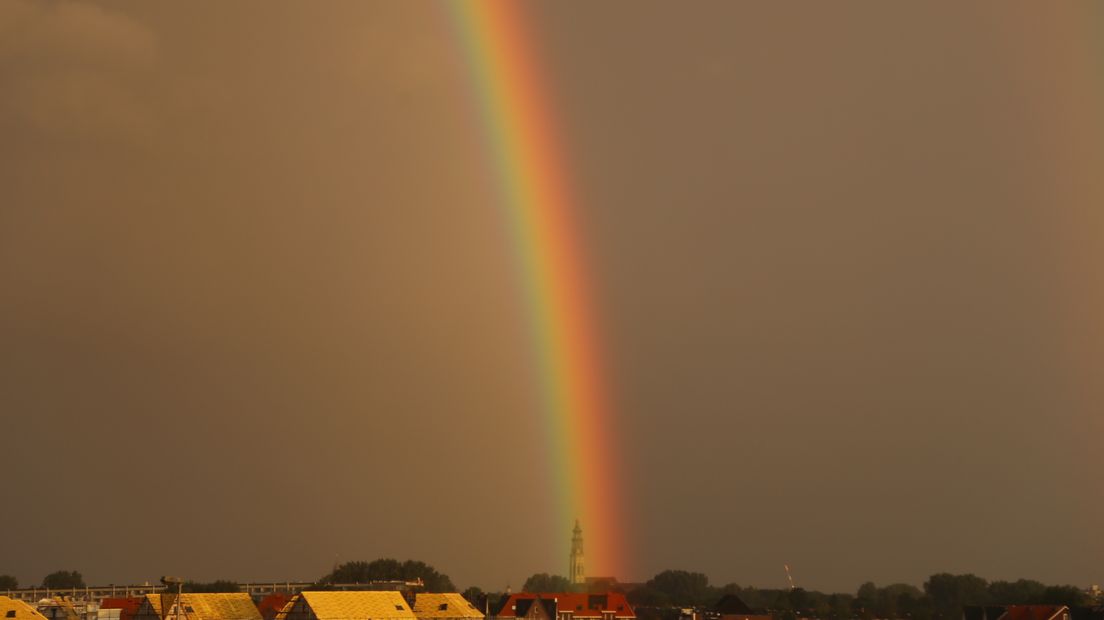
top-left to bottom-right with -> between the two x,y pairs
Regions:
2,591 -> 639,620
964,605 -> 1104,620
2,593 -> 480,620
497,593 -> 635,620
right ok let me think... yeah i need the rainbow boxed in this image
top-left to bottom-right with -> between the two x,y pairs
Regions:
992,4 -> 1104,422
443,1 -> 626,577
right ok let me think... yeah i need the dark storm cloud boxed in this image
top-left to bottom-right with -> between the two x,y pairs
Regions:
0,0 -> 157,139
1,0 -> 1101,595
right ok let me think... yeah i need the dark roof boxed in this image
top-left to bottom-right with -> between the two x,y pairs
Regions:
715,596 -> 754,616
965,605 -> 1014,620
514,600 -> 535,618
963,606 -> 986,620
499,594 -> 633,619
512,599 -> 556,620
1070,608 -> 1104,620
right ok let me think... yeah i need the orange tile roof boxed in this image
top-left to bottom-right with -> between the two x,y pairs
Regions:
0,597 -> 48,620
102,599 -> 144,612
412,594 -> 483,620
297,591 -> 416,620
141,593 -> 262,620
258,596 -> 294,620
101,598 -> 144,620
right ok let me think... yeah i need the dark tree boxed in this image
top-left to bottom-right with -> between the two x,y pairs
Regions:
854,582 -> 878,618
632,570 -> 714,607
463,587 -> 505,615
716,584 -> 767,611
462,587 -> 485,604
828,593 -> 854,620
42,571 -> 85,590
487,593 -> 511,616
989,580 -> 1046,605
320,559 -> 455,592
1040,585 -> 1089,607
788,588 -> 812,613
400,560 -> 455,593
627,586 -> 671,608
0,575 -> 18,590
910,594 -> 936,620
522,573 -> 572,593
924,573 -> 989,619
770,590 -> 794,613
182,581 -> 240,593
811,595 -> 832,620
877,583 -> 923,619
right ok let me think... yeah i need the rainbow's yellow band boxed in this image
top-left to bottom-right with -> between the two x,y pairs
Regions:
444,0 -> 625,576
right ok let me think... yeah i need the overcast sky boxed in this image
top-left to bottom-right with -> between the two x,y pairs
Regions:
2,1 -> 1103,594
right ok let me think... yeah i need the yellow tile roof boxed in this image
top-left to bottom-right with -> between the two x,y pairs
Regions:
412,594 -> 483,620
144,594 -> 262,620
300,592 -> 416,620
0,597 -> 49,620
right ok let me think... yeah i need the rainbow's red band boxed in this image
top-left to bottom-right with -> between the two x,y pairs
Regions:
445,0 -> 626,577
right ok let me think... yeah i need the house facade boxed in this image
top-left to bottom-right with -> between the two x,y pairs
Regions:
497,594 -> 634,620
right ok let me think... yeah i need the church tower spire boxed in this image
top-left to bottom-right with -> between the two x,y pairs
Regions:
570,519 -> 585,587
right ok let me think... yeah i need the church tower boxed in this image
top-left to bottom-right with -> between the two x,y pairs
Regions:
569,519 -> 585,587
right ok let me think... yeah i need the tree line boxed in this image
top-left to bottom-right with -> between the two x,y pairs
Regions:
621,570 -> 1091,620
3,563 -> 1092,620
0,559 -> 454,595
1,571 -> 86,591
468,570 -> 1094,620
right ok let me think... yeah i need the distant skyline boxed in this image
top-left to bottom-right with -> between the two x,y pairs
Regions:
2,1 -> 1103,594
0,564 -> 1096,596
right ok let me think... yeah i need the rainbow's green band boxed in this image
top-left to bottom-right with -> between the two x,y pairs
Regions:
443,0 -> 625,576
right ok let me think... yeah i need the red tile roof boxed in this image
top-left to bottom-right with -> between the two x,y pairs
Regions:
100,598 -> 143,620
257,595 -> 294,620
498,594 -> 634,619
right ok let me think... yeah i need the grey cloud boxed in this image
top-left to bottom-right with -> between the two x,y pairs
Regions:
0,0 -> 156,140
